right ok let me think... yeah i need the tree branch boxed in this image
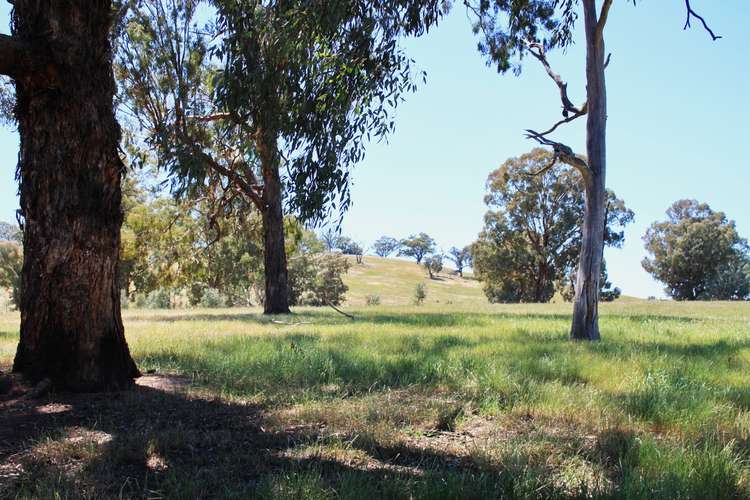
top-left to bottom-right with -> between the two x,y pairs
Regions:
684,0 -> 722,40
186,112 -> 232,122
596,0 -> 614,41
525,130 -> 590,179
0,34 -> 33,78
525,41 -> 582,117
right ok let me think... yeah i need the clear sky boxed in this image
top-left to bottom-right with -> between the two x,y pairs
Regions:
1,2 -> 748,298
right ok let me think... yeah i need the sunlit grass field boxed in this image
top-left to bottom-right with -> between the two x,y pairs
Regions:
1,259 -> 750,498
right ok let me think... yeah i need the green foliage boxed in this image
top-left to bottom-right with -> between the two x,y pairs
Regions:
0,242 -> 22,308
413,283 -> 427,305
643,199 -> 750,301
399,233 -> 436,264
145,288 -> 172,309
213,0 -> 444,223
448,246 -> 471,276
0,221 -> 21,243
423,254 -> 444,279
466,0 -> 579,75
372,236 -> 400,257
472,149 -> 633,303
334,236 -> 363,256
199,288 -> 226,308
365,294 -> 381,306
297,254 -> 351,307
0,76 -> 13,126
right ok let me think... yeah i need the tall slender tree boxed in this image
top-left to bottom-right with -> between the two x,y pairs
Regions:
466,0 -> 720,340
213,0 -> 444,313
0,1 -> 138,389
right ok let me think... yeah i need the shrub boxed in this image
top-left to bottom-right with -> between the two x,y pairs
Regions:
366,294 -> 381,306
200,288 -> 226,308
145,288 -> 172,309
414,283 -> 427,305
305,254 -> 351,306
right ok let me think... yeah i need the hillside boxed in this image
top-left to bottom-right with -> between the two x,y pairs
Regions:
342,255 -> 484,306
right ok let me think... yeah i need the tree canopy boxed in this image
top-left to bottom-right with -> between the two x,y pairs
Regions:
642,200 -> 750,301
373,236 -> 401,257
472,148 -> 633,303
399,233 -> 436,264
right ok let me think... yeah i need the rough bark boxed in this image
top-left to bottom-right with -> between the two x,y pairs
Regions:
257,129 -> 290,315
571,1 -> 608,341
11,1 -> 139,390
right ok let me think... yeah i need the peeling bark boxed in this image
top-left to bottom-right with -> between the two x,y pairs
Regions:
11,0 -> 139,390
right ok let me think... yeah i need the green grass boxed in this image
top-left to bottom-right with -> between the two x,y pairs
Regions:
1,259 -> 750,498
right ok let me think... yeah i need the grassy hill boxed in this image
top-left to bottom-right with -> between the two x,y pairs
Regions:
342,255 -> 483,306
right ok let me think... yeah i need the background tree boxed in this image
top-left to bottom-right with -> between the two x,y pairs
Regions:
471,149 -> 632,303
423,254 -> 444,279
322,229 -> 339,252
642,200 -> 750,301
0,242 -> 22,308
0,221 -> 21,243
466,0 -> 720,339
448,246 -> 472,277
335,236 -> 364,256
373,236 -> 401,257
1,0 -> 138,389
399,233 -> 436,264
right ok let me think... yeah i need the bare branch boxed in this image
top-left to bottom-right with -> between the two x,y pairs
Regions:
525,41 -> 581,117
525,130 -> 590,178
683,0 -> 722,41
535,105 -> 588,137
185,112 -> 232,122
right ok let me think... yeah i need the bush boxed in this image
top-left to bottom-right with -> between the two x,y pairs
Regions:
365,294 -> 381,306
145,288 -> 171,309
200,288 -> 226,308
414,283 -> 427,305
289,252 -> 350,306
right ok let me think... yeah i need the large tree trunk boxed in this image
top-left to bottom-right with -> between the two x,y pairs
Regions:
11,1 -> 139,389
257,130 -> 290,315
571,1 -> 608,341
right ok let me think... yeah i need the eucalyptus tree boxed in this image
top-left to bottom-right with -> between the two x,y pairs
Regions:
399,233 -> 436,264
471,148 -> 632,303
643,200 -> 750,301
212,0 -> 443,312
0,1 -> 138,390
373,236 -> 401,257
448,246 -> 471,277
466,0 -> 720,339
118,0 -> 443,314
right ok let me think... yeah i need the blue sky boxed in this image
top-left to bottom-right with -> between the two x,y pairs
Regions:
1,2 -> 748,298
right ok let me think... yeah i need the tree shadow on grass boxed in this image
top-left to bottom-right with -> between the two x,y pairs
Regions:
2,374 -> 746,499
0,376 -> 583,499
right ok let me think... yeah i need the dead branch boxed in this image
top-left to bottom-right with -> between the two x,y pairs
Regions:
186,112 -> 232,122
525,41 -> 582,117
525,130 -> 590,177
325,301 -> 355,320
684,0 -> 722,41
